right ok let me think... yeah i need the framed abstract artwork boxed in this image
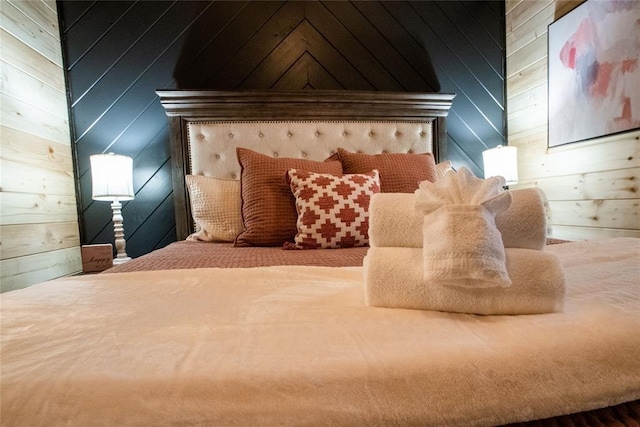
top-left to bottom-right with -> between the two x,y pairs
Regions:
548,0 -> 640,147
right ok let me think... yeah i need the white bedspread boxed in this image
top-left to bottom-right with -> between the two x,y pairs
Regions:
1,238 -> 639,426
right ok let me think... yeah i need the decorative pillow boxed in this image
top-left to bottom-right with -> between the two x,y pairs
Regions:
235,148 -> 343,247
286,169 -> 380,249
336,148 -> 437,193
185,175 -> 244,242
434,160 -> 455,181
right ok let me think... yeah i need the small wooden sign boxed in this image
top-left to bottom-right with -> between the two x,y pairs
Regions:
81,244 -> 114,273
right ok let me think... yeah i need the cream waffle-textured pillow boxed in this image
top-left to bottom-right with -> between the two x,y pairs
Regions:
185,175 -> 244,242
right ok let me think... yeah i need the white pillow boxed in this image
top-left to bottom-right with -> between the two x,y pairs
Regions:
185,175 -> 244,242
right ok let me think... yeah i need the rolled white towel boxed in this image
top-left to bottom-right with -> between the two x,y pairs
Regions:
495,188 -> 548,251
363,247 -> 566,315
368,189 -> 548,250
368,193 -> 423,248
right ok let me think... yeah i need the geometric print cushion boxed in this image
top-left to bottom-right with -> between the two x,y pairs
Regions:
286,169 -> 381,249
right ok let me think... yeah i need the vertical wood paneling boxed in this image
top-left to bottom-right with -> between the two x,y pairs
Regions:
0,0 -> 81,292
506,0 -> 640,240
58,0 -> 505,257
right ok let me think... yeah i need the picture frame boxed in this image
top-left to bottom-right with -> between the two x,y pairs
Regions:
547,0 -> 640,148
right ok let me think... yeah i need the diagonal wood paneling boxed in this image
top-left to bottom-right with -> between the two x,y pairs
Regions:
58,0 -> 505,258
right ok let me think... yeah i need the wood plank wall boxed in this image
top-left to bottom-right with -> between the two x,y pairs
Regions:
506,0 -> 639,240
58,0 -> 506,258
0,0 -> 82,292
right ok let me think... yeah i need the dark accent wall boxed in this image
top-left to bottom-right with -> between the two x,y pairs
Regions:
58,0 -> 505,258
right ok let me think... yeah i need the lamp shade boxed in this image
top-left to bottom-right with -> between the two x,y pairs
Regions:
90,153 -> 134,201
482,145 -> 518,185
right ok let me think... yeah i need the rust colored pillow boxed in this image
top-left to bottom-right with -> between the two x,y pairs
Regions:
235,148 -> 343,247
337,148 -> 437,192
286,169 -> 380,249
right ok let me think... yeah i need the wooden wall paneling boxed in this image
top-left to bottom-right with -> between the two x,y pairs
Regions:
70,3 -> 207,140
506,0 -> 639,239
463,0 -> 504,43
294,20 -> 372,90
413,1 -> 504,101
350,2 -> 441,90
56,0 -> 95,32
211,1 -> 305,89
7,0 -> 60,40
1,127 -> 74,185
66,2 -> 174,104
117,160 -> 173,257
271,53 -> 316,90
438,1 -> 504,74
550,225 -> 640,241
1,1 -> 62,66
519,168 -> 639,201
0,0 -> 81,291
549,199 -> 639,229
506,0 -> 550,35
125,193 -> 175,257
1,192 -> 78,225
170,2 -> 250,86
506,0 -> 524,15
506,32 -> 547,77
383,1 -> 505,171
506,58 -> 546,98
237,22 -> 313,89
196,1 -> 287,88
0,247 -> 82,293
0,156 -> 76,196
305,2 -> 402,90
71,1 -> 255,253
291,22 -> 365,89
506,83 -> 547,135
1,221 -> 80,260
0,30 -> 64,90
61,1 -> 136,68
517,132 -> 640,178
305,54 -> 342,90
0,93 -> 70,145
321,1 -> 432,91
1,61 -> 68,114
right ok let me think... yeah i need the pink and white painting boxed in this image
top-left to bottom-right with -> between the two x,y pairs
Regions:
548,0 -> 640,147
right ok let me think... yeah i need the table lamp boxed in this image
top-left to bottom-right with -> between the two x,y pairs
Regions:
482,145 -> 518,186
90,153 -> 134,264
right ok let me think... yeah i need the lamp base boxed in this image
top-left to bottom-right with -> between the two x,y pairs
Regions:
113,256 -> 132,265
110,200 -> 131,265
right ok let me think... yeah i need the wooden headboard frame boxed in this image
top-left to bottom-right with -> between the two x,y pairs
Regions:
155,90 -> 455,240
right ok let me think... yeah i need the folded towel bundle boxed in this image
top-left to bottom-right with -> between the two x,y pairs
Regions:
364,247 -> 566,315
364,167 -> 566,315
369,188 -> 549,250
415,168 -> 512,288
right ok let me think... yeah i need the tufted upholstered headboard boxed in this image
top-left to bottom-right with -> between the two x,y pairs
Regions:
156,90 -> 455,240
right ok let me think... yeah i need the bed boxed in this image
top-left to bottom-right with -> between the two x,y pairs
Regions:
1,90 -> 638,426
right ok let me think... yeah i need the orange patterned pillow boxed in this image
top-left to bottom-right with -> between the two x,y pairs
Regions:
235,148 -> 343,247
337,148 -> 437,192
286,169 -> 380,249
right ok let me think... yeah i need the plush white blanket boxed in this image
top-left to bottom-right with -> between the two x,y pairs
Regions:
1,238 -> 639,426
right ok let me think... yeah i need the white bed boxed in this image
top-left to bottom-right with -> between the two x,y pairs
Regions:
1,90 -> 638,426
